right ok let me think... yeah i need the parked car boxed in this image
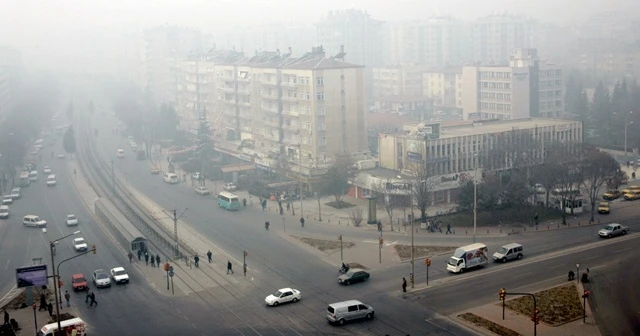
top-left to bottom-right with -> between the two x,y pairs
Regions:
598,202 -> 610,214
338,269 -> 370,285
598,223 -> 628,238
623,190 -> 640,201
223,182 -> 237,191
92,269 -> 111,288
66,214 -> 79,226
602,190 -> 622,200
110,267 -> 130,284
73,237 -> 88,251
194,186 -> 211,196
265,288 -> 301,306
71,274 -> 88,291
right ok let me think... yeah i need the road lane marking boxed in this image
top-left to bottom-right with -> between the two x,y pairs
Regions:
584,255 -> 599,261
549,264 -> 564,269
613,247 -> 632,254
514,272 -> 532,278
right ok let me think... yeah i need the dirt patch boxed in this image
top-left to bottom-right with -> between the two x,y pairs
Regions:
505,283 -> 583,326
290,235 -> 356,253
394,244 -> 455,261
325,201 -> 355,209
458,312 -> 522,336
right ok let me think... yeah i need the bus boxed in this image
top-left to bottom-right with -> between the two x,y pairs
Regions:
218,192 -> 241,211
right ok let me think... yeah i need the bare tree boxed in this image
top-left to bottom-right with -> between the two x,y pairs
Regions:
545,142 -> 582,224
320,154 -> 354,204
605,170 -> 627,191
370,179 -> 398,231
272,156 -> 291,182
579,146 -> 620,222
409,163 -> 438,223
348,207 -> 364,227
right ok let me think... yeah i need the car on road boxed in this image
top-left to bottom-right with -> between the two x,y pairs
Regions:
73,237 -> 88,251
92,269 -> 111,288
265,288 -> 301,306
46,174 -> 57,186
194,186 -> 211,196
149,166 -> 160,174
23,215 -> 47,228
326,300 -> 374,326
338,269 -> 370,285
110,267 -> 130,284
621,185 -> 640,194
2,195 -> 13,205
0,205 -> 9,219
598,223 -> 628,238
492,243 -> 524,263
623,190 -> 640,201
598,202 -> 611,214
71,274 -> 88,291
602,190 -> 622,200
66,214 -> 79,226
223,182 -> 237,191
10,188 -> 21,200
57,153 -> 65,159
117,149 -> 125,158
43,166 -> 52,174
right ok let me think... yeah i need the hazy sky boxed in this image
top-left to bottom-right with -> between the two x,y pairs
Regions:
1,0 -> 638,70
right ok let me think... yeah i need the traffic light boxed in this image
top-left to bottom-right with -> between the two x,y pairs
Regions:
531,309 -> 540,325
163,263 -> 170,272
338,235 -> 342,241
499,288 -> 506,301
58,279 -> 63,288
244,250 -> 248,257
379,237 -> 383,245
92,244 -> 97,254
409,273 -> 414,284
582,290 -> 590,298
426,258 -> 431,267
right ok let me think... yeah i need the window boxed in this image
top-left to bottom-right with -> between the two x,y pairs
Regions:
306,92 -> 310,100
306,121 -> 311,130
316,77 -> 324,85
316,92 -> 324,101
348,305 -> 358,312
317,105 -> 325,115
319,137 -> 326,146
318,123 -> 326,131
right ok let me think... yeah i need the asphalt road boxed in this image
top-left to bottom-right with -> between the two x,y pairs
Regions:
84,95 -> 477,335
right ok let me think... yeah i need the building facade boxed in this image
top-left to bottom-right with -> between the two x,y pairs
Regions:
462,48 -> 563,121
372,65 -> 426,98
422,67 -> 463,109
471,14 -> 537,64
351,118 -> 582,204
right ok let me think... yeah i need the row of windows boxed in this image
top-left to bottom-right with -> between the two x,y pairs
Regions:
539,69 -> 562,77
481,102 -> 512,111
481,82 -> 511,89
539,90 -> 562,98
540,80 -> 562,88
481,92 -> 512,100
480,71 -> 512,79
540,101 -> 563,109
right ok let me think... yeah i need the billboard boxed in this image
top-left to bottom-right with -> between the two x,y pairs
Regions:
16,265 -> 48,288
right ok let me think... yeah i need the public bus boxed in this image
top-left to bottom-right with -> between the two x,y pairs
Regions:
217,191 -> 241,211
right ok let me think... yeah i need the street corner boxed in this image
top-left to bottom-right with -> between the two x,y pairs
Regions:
288,234 -> 356,255
395,244 -> 456,264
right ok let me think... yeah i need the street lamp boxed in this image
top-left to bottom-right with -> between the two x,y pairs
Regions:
409,178 -> 427,289
625,119 -> 633,160
575,263 -> 580,284
43,229 -> 81,333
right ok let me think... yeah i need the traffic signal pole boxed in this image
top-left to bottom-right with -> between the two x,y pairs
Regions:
499,289 -> 538,336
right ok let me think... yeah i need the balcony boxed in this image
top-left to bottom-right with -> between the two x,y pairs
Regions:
282,109 -> 299,117
261,93 -> 279,100
263,133 -> 280,142
282,95 -> 298,102
237,88 -> 250,96
238,101 -> 251,107
261,77 -> 278,86
220,86 -> 235,93
262,106 -> 280,114
262,119 -> 280,128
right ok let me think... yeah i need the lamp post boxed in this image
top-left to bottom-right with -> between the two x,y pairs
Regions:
298,146 -> 303,218
625,119 -> 633,160
473,168 -> 478,243
410,181 -> 414,289
43,229 -> 81,333
576,263 -> 580,284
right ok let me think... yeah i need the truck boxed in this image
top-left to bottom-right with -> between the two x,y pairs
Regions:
446,243 -> 488,273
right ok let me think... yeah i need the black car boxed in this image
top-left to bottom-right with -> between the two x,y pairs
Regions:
338,269 -> 370,285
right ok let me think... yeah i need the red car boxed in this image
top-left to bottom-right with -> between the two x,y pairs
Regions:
72,273 -> 88,291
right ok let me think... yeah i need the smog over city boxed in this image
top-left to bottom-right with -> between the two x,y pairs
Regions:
0,1 -> 639,336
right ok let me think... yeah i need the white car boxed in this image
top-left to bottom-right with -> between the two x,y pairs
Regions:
43,166 -> 52,174
66,214 -> 79,226
265,288 -> 301,306
73,237 -> 88,251
92,269 -> 111,288
10,188 -> 21,199
46,174 -> 56,186
223,183 -> 237,191
194,186 -> 211,196
57,153 -> 66,159
110,267 -> 130,284
2,195 -> 13,205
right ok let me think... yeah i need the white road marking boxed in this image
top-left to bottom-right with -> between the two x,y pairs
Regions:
549,264 -> 564,269
584,255 -> 599,261
363,240 -> 379,244
613,247 -> 632,254
385,240 -> 398,246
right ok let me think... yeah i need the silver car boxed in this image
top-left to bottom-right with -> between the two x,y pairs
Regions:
598,223 -> 628,238
93,269 -> 111,288
326,300 -> 374,325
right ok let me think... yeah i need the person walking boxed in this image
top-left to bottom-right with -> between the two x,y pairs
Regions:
137,249 -> 142,261
227,261 -> 234,274
85,290 -> 91,304
4,310 -> 9,326
39,293 -> 47,311
194,254 -> 200,268
128,251 -> 134,263
402,277 -> 407,293
150,256 -> 155,267
47,302 -> 53,316
445,223 -> 452,235
89,292 -> 97,307
144,251 -> 149,265
300,217 -> 305,228
207,250 -> 213,263
64,291 -> 71,307
156,254 -> 161,266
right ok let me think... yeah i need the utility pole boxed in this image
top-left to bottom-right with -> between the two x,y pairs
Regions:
410,182 -> 414,289
299,149 -> 304,218
163,209 -> 188,258
111,160 -> 115,197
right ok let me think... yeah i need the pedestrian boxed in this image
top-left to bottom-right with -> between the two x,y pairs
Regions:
47,302 -> 53,316
39,293 -> 47,311
534,213 -> 539,226
137,249 -> 142,261
89,292 -> 97,307
568,270 -> 575,281
64,291 -> 71,307
194,254 -> 200,268
150,257 -> 155,267
286,202 -> 290,211
144,251 -> 149,265
4,310 -> 9,326
402,277 -> 407,293
227,261 -> 234,274
128,251 -> 134,263
156,254 -> 161,266
446,223 -> 452,234
85,290 -> 91,304
261,199 -> 267,211
242,198 -> 247,207
207,250 -> 213,263
300,217 -> 305,227
377,220 -> 382,232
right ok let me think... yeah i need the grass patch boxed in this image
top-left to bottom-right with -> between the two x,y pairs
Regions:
394,244 -> 455,261
505,283 -> 583,326
325,201 -> 355,209
458,312 -> 522,336
433,206 -> 560,227
290,235 -> 356,253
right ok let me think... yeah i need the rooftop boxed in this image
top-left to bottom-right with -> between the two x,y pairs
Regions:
438,118 -> 580,139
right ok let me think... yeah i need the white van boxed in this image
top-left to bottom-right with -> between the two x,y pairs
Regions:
29,170 -> 38,181
117,149 -> 125,158
163,173 -> 179,184
326,300 -> 375,325
46,174 -> 56,186
38,317 -> 86,336
23,215 -> 47,228
492,243 -> 523,263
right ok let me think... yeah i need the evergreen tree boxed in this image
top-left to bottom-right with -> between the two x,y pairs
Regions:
591,81 -> 612,145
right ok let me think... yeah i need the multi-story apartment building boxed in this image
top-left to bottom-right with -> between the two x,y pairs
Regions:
372,65 -> 426,98
471,14 -> 537,64
0,47 -> 22,122
462,48 -> 563,121
316,9 -> 384,68
143,26 -> 202,106
422,67 -> 463,109
214,24 -> 315,58
0,68 -> 10,120
351,118 -> 582,203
